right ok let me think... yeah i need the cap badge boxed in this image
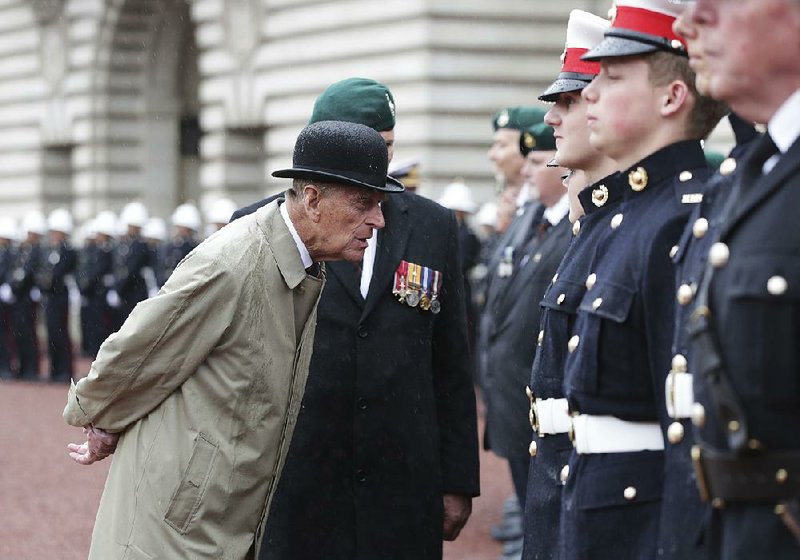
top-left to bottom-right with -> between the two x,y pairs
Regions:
497,110 -> 510,128
524,133 -> 536,149
386,93 -> 396,117
591,185 -> 609,207
628,167 -> 648,192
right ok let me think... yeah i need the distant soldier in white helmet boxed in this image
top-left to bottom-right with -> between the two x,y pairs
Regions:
39,208 -> 78,383
109,202 -> 150,329
205,198 -> 237,237
9,211 -> 47,380
163,202 -> 201,282
141,217 -> 168,295
0,216 -> 18,378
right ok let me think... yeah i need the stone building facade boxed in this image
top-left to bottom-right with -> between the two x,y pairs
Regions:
2,0 -> 730,225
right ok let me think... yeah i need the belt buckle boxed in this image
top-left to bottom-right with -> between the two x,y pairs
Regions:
529,394 -> 540,433
691,445 -> 712,503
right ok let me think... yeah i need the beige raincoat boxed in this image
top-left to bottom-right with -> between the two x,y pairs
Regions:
64,201 -> 323,559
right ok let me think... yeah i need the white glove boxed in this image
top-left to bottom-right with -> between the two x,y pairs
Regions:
29,287 -> 41,302
0,283 -> 14,304
106,290 -> 121,308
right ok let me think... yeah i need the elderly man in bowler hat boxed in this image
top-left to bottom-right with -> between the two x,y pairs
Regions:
63,120 -> 398,560
233,77 -> 480,560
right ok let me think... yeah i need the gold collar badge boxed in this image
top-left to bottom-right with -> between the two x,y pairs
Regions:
591,185 -> 609,207
628,167 -> 648,192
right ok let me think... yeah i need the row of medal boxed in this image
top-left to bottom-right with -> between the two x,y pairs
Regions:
393,260 -> 443,314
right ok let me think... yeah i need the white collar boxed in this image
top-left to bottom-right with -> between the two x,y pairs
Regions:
543,194 -> 570,226
279,201 -> 313,269
768,88 -> 800,155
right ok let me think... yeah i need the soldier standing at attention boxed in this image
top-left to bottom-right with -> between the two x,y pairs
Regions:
108,202 -> 149,329
558,1 -> 727,558
0,217 -> 18,378
10,212 -> 46,381
673,0 -> 800,558
163,202 -> 201,281
521,10 -> 620,560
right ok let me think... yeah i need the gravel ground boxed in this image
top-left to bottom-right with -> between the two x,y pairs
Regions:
0,372 -> 510,560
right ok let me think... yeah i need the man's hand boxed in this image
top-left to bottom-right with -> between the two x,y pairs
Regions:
443,493 -> 472,541
67,426 -> 120,465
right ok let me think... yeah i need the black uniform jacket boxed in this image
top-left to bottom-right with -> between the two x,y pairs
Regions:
233,190 -> 480,560
691,128 -> 800,559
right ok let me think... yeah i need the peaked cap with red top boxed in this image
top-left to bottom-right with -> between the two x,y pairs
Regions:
582,0 -> 688,62
540,10 -> 610,102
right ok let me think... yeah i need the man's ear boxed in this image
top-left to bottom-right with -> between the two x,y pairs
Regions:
303,184 -> 324,223
661,79 -> 691,118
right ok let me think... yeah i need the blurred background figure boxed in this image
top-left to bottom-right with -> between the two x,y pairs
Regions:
77,211 -> 117,359
142,217 -> 168,296
40,209 -> 77,383
388,157 -> 421,192
438,179 -> 481,352
75,219 -> 97,359
110,202 -> 149,330
0,217 -> 18,379
163,202 -> 201,281
204,197 -> 237,237
10,212 -> 46,380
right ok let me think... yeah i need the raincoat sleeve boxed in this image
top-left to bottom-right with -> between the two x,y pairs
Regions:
63,247 -> 239,432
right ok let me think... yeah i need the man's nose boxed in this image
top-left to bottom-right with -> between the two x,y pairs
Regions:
367,204 -> 386,230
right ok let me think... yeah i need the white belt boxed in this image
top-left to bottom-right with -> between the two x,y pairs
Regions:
533,398 -> 571,436
665,372 -> 694,419
571,414 -> 665,454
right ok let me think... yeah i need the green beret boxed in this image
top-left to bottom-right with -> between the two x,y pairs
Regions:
309,77 -> 396,132
519,122 -> 556,156
704,150 -> 726,170
492,106 -> 547,132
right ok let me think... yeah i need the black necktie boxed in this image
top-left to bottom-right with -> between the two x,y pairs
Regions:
741,132 -> 779,187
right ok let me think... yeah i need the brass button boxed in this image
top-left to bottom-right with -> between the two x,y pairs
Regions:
776,469 -> 789,484
557,293 -> 566,305
529,440 -> 538,457
526,385 -> 533,399
538,329 -> 544,346
567,335 -> 580,353
692,403 -> 706,427
672,354 -> 688,373
585,273 -> 597,290
533,253 -> 542,263
693,218 -> 709,239
628,167 -> 648,191
709,242 -> 730,268
679,171 -> 693,182
592,298 -> 603,310
728,420 -> 741,432
669,245 -> 679,259
677,284 -> 694,306
560,464 -> 570,483
668,422 -> 685,444
572,220 -> 581,236
624,486 -> 637,500
719,158 -> 737,176
767,275 -> 788,296
611,213 -> 624,229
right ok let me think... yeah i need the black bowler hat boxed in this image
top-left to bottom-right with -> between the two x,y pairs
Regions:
272,121 -> 405,193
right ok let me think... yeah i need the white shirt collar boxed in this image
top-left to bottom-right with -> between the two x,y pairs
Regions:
768,88 -> 800,155
543,194 -> 570,226
279,201 -> 313,269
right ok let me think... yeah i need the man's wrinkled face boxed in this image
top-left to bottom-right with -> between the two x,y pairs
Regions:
316,185 -> 386,263
545,91 -> 598,170
521,151 -> 564,207
582,57 -> 662,161
488,129 -> 526,184
675,0 -> 800,118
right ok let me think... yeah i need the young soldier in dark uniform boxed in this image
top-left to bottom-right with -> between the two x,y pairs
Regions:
109,202 -> 150,329
558,1 -> 728,558
10,212 -> 46,380
674,1 -> 800,558
521,10 -> 620,560
233,78 -> 479,560
40,209 -> 77,383
163,203 -> 201,282
77,211 -> 116,358
0,218 -> 17,378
